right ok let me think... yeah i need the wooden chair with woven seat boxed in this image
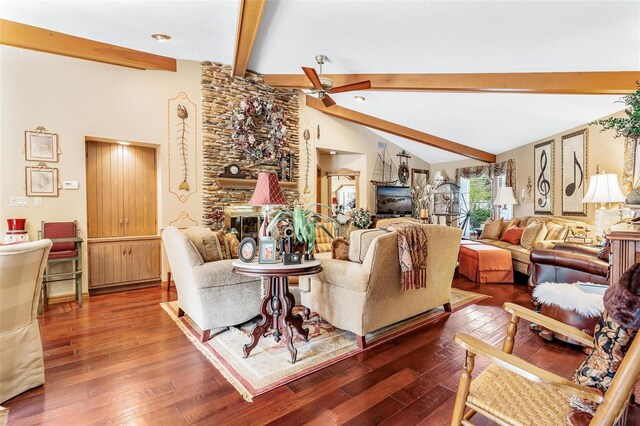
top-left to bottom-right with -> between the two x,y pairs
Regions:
39,221 -> 83,309
451,303 -> 640,426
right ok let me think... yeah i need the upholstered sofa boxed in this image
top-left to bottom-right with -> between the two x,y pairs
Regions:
299,224 -> 462,348
161,226 -> 262,342
477,216 -> 593,274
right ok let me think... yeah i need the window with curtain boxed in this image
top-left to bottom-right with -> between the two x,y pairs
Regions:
460,174 -> 493,238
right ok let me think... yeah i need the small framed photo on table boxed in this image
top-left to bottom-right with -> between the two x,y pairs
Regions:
25,166 -> 59,197
258,239 -> 276,264
25,130 -> 59,162
238,237 -> 256,263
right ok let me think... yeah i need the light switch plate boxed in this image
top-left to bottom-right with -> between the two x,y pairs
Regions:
62,181 -> 79,190
10,196 -> 28,207
34,197 -> 43,207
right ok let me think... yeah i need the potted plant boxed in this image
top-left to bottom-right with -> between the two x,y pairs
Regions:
266,203 -> 337,259
590,81 -> 640,139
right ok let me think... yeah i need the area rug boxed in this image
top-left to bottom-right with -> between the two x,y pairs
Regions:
160,288 -> 488,401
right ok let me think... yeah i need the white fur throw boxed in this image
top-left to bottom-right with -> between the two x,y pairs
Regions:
533,282 -> 604,318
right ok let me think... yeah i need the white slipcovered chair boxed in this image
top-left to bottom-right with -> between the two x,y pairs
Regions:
0,239 -> 52,403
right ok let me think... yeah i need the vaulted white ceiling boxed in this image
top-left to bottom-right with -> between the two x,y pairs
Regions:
2,0 -> 638,163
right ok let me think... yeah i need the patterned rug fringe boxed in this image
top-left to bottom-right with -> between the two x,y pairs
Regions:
159,303 -> 254,402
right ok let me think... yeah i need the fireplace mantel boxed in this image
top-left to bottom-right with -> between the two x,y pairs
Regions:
216,177 -> 297,190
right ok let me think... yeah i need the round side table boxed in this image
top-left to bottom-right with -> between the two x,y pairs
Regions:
231,259 -> 322,363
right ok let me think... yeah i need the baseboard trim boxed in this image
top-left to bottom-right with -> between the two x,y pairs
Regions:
47,292 -> 90,305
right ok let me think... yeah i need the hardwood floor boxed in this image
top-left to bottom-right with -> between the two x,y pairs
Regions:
4,276 -> 594,425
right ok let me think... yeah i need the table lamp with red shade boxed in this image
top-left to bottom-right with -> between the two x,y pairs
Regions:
248,172 -> 288,240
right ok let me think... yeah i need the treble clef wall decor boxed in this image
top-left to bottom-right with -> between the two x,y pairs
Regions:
534,139 -> 554,215
537,149 -> 551,208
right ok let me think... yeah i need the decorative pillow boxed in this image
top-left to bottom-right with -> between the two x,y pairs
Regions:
598,241 -> 611,262
348,229 -> 387,263
214,230 -> 231,259
332,237 -> 350,260
545,222 -> 568,241
500,227 -> 525,245
520,221 -> 547,250
225,233 -> 240,259
183,227 -> 224,262
500,219 -> 518,237
479,218 -> 503,240
569,311 -> 637,417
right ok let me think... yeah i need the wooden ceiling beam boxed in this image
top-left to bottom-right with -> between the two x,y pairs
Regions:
0,19 -> 176,71
306,95 -> 495,163
267,72 -> 640,94
232,0 -> 266,77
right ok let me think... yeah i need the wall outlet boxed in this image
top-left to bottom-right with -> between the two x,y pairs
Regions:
9,196 -> 28,207
34,197 -> 43,207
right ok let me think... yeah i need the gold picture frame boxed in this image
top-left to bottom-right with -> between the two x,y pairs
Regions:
25,166 -> 59,197
533,139 -> 554,215
25,130 -> 59,162
561,129 -> 588,216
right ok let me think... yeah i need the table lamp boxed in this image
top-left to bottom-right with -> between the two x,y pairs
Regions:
248,172 -> 287,240
582,172 -> 626,238
493,187 -> 518,220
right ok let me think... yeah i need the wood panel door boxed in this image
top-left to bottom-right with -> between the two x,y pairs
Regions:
86,141 -> 157,238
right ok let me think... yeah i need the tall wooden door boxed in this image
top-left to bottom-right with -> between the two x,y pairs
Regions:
86,141 -> 157,238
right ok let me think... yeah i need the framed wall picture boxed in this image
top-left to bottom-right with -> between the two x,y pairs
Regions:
25,166 -> 59,197
533,139 -> 554,215
258,239 -> 276,264
238,237 -> 256,263
411,168 -> 430,187
25,130 -> 59,162
561,129 -> 588,216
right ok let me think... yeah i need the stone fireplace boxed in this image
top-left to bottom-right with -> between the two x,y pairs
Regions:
201,62 -> 300,227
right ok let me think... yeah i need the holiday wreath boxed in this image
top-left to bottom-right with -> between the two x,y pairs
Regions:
231,96 -> 287,161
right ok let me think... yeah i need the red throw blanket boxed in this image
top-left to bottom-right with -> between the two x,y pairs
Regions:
379,223 -> 429,291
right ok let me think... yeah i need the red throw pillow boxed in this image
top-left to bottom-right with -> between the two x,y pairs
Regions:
500,227 -> 525,245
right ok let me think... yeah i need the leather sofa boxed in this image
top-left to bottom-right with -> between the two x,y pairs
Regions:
478,216 -> 594,274
528,242 -> 609,311
299,224 -> 462,349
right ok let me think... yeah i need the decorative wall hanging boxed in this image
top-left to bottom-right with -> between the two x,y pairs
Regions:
168,92 -> 197,202
302,129 -> 312,194
561,129 -> 588,216
169,211 -> 198,227
534,140 -> 554,215
25,127 -> 59,162
25,163 -> 58,197
231,96 -> 287,162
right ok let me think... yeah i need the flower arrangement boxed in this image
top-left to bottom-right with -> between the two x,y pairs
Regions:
411,180 -> 434,220
590,81 -> 640,139
211,208 -> 225,229
231,96 -> 287,161
350,208 -> 372,229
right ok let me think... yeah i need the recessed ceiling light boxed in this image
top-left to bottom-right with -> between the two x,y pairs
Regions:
329,150 -> 337,155
151,34 -> 171,42
353,95 -> 366,103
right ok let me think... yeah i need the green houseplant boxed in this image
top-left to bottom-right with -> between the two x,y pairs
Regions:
266,203 -> 337,258
590,81 -> 640,139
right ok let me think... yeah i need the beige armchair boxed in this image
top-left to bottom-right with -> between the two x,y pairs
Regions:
300,224 -> 462,348
161,227 -> 263,342
1,239 -> 52,403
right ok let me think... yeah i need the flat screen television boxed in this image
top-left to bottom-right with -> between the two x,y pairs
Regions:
375,186 -> 413,216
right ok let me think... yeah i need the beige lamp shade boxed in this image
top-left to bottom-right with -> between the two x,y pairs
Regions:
493,187 -> 519,206
582,173 -> 625,204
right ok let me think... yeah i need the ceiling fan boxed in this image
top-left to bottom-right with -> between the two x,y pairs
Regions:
302,54 -> 371,107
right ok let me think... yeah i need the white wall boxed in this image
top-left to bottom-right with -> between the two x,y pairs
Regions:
0,46 -> 202,297
429,110 -> 626,223
298,96 -> 432,211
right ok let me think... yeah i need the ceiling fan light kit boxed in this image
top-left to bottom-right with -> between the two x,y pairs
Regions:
302,54 -> 372,107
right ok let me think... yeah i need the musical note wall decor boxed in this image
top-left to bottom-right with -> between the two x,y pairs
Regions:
561,129 -> 588,216
534,140 -> 554,215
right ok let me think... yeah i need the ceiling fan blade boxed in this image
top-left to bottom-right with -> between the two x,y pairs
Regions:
330,80 -> 372,94
302,67 -> 323,90
322,94 -> 336,107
